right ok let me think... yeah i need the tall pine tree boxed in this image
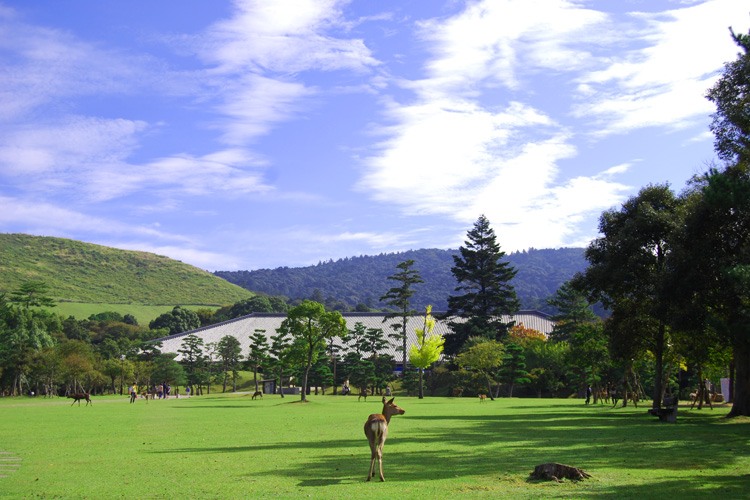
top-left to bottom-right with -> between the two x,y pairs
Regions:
380,259 -> 424,373
445,215 -> 519,355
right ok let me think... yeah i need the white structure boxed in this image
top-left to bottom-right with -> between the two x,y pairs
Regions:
154,311 -> 555,365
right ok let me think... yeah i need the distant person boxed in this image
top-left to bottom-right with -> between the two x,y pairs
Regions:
609,382 -> 619,407
585,385 -> 592,405
704,378 -> 712,404
186,386 -> 191,397
385,386 -> 391,397
129,383 -> 137,403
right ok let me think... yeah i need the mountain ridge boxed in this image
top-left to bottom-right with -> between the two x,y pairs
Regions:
215,247 -> 587,312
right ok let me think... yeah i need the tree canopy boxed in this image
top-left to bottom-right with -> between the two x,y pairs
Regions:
445,215 -> 520,355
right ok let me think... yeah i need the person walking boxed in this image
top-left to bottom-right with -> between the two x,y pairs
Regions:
585,385 -> 592,405
129,383 -> 137,403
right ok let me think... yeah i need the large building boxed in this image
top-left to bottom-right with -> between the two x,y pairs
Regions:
154,311 -> 556,365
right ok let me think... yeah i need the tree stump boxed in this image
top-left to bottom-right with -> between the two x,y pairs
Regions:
530,463 -> 591,482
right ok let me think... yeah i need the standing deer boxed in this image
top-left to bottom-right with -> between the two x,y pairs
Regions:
364,397 -> 405,482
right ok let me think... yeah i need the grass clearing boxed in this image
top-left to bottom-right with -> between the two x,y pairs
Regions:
0,395 -> 748,499
53,302 -> 221,326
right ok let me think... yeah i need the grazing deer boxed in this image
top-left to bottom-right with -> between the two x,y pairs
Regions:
252,391 -> 263,400
358,388 -> 369,402
478,394 -> 487,403
67,393 -> 92,406
364,397 -> 405,482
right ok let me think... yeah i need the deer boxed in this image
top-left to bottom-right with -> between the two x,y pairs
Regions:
67,393 -> 92,406
478,394 -> 487,403
358,388 -> 369,402
364,397 -> 405,482
252,391 -> 263,400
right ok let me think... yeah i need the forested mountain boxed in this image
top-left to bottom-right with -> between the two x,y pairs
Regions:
215,247 -> 587,313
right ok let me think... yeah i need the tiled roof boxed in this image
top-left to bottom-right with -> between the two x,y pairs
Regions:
153,311 -> 555,362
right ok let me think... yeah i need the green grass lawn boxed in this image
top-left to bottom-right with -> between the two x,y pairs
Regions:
0,394 -> 748,500
53,302 -> 220,325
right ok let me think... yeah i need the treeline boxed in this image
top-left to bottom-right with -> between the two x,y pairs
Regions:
0,283 -> 291,397
215,247 -> 587,312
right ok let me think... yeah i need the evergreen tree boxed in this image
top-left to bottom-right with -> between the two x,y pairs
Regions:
445,215 -> 520,355
177,334 -> 204,395
380,260 -> 424,374
247,330 -> 269,393
217,335 -> 243,392
268,331 -> 292,398
9,281 -> 56,309
546,281 -> 597,342
498,342 -> 530,398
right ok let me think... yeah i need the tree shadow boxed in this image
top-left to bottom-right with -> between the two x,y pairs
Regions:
148,402 -> 750,491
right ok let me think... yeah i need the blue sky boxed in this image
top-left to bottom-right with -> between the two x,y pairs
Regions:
0,0 -> 747,271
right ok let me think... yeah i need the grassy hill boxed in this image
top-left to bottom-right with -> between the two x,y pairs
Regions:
0,233 -> 253,307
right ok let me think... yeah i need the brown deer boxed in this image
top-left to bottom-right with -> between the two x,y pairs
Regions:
364,397 -> 405,482
67,393 -> 92,406
358,388 -> 369,402
252,391 -> 263,400
478,394 -> 487,403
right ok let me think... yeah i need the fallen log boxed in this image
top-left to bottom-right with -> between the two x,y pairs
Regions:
530,463 -> 591,482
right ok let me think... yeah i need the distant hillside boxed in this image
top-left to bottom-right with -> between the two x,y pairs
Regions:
215,247 -> 587,312
0,233 -> 253,305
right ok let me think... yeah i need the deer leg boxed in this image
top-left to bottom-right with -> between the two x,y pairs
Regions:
377,443 -> 385,481
367,443 -> 377,481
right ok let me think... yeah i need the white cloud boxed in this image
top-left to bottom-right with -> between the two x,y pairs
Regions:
573,0 -> 750,134
0,195 -> 186,242
213,74 -> 311,145
199,0 -> 378,74
0,116 -> 273,202
359,0 -> 631,250
415,0 -> 607,94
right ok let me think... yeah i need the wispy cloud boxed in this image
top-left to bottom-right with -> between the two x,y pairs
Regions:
359,0 -> 631,250
573,0 -> 750,134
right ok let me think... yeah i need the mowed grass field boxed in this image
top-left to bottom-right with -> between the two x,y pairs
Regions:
0,394 -> 748,500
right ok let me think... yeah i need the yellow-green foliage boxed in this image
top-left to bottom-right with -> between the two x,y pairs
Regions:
409,305 -> 445,369
0,233 -> 252,305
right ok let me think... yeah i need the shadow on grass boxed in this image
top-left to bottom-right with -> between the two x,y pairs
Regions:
577,474 -> 750,499
148,403 -> 750,493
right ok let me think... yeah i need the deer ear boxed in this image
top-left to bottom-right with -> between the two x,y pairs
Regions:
387,397 -> 395,404
382,396 -> 386,404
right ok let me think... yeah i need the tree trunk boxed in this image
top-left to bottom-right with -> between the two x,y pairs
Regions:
728,340 -> 750,417
402,316 -> 408,377
485,375 -> 495,401
332,355 -> 338,395
652,321 -> 666,409
301,349 -> 313,402
418,369 -> 424,399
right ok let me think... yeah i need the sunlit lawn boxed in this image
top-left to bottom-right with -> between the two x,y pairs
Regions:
0,393 -> 748,499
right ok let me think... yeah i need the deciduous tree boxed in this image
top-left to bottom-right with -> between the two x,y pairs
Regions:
575,185 -> 681,408
408,306 -> 444,399
277,300 -> 347,402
